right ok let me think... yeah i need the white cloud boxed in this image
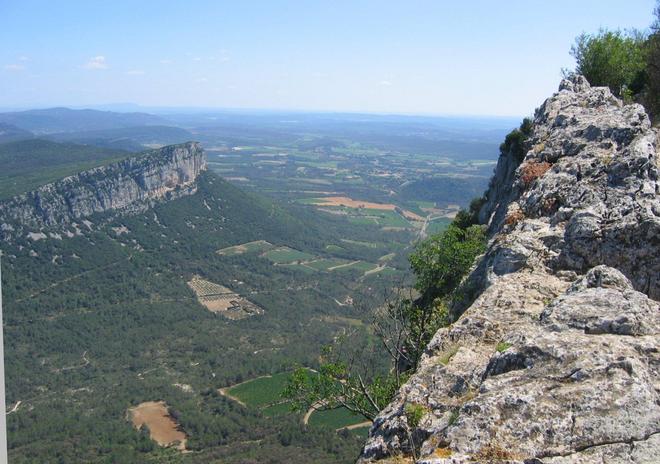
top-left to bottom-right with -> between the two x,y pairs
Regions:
379,80 -> 393,86
18,56 -> 29,62
83,56 -> 108,70
125,70 -> 145,75
195,77 -> 209,83
4,64 -> 25,71
160,59 -> 172,64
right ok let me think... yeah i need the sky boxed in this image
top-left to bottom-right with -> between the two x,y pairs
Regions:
0,0 -> 657,116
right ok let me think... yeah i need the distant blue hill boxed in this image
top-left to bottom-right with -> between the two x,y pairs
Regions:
0,107 -> 169,134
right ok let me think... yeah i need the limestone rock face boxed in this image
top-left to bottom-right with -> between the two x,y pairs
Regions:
359,76 -> 660,463
0,142 -> 206,240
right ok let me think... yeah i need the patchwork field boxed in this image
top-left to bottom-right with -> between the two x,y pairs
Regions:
262,247 -> 316,263
347,209 -> 412,228
308,196 -> 424,222
333,261 -> 381,273
129,401 -> 187,451
308,407 -> 370,431
277,263 -> 319,273
258,248 -> 388,277
219,371 -> 370,436
216,240 -> 273,256
309,196 -> 397,210
223,372 -> 293,408
187,276 -> 264,319
305,258 -> 353,271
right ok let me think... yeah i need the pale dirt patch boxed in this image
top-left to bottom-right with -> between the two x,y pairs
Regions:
199,295 -> 237,312
111,225 -> 130,236
363,265 -> 387,276
378,253 -> 396,262
216,240 -> 272,256
173,383 -> 193,393
400,210 -> 424,221
27,232 -> 47,241
7,400 -> 22,415
337,420 -> 372,432
218,387 -> 247,407
327,260 -> 361,271
381,227 -> 411,231
303,400 -> 327,425
129,401 -> 187,451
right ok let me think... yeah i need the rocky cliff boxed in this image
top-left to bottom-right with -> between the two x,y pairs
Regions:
0,142 -> 206,240
359,76 -> 660,463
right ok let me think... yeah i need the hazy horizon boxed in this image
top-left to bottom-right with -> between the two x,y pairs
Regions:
1,0 -> 657,116
0,103 -> 526,121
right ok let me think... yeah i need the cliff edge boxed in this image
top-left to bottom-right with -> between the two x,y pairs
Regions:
359,76 -> 660,463
0,142 -> 206,240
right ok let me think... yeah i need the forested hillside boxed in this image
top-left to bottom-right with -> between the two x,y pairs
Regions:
2,165 -> 409,463
0,139 -> 129,199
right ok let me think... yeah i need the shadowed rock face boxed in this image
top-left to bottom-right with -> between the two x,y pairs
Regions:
359,76 -> 660,463
0,142 -> 206,240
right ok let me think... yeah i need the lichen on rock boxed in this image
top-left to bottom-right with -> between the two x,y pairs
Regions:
359,76 -> 660,463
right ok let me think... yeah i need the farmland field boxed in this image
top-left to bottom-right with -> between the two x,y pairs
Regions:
309,196 -> 399,210
187,275 -> 264,319
277,262 -> 318,273
308,407 -> 369,430
224,372 -> 293,407
426,217 -> 453,235
333,261 -> 381,274
263,247 -> 316,263
216,240 -> 273,256
3,109 -> 509,463
305,258 -> 352,271
349,210 -> 411,228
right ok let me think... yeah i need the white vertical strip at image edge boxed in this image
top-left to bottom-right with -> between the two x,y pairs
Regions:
0,257 -> 8,463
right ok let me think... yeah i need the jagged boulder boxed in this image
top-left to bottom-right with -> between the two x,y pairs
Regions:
359,76 -> 660,463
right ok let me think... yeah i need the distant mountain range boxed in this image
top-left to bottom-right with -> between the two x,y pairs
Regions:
0,107 -> 169,134
0,107 -> 194,151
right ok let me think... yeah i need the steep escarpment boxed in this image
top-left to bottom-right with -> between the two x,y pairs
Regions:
359,76 -> 660,463
0,142 -> 206,240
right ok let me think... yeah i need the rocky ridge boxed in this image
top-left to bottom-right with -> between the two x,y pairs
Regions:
359,76 -> 660,463
0,142 -> 206,241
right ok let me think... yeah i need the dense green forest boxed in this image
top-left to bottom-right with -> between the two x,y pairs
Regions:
567,2 -> 660,121
0,139 -> 130,199
3,171 -> 412,463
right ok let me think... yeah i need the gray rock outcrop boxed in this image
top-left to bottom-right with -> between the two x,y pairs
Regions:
359,76 -> 660,463
0,142 -> 206,240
